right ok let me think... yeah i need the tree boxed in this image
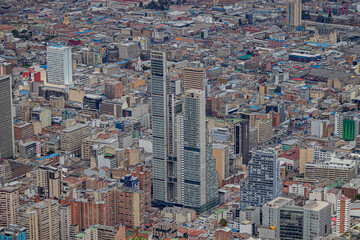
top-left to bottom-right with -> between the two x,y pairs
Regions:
140,53 -> 146,61
356,194 -> 360,200
139,2 -> 143,7
219,218 -> 228,227
11,29 -> 19,37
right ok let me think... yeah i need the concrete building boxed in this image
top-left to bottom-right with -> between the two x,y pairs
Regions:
183,89 -> 219,212
104,81 -> 123,99
262,197 -> 294,239
240,148 -> 282,208
119,42 -> 138,59
153,218 -> 177,240
279,201 -> 331,240
47,46 -> 73,85
14,122 -> 34,141
183,66 -> 205,92
18,199 -> 60,240
31,106 -> 52,129
36,166 -> 62,199
287,0 -> 302,29
305,158 -> 357,181
61,123 -> 90,156
83,94 -> 106,114
0,186 -> 19,227
212,143 -> 230,188
255,118 -> 272,144
60,205 -> 71,240
0,75 -> 14,158
19,141 -> 38,160
211,127 -> 229,143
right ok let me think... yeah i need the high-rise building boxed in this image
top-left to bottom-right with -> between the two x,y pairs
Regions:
336,195 -> 351,234
183,66 -> 205,92
18,199 -> 60,240
36,166 -> 62,199
61,123 -> 90,156
151,51 -> 170,203
287,0 -> 302,30
60,205 -> 72,240
255,118 -> 272,144
47,46 -> 73,85
151,51 -> 218,212
212,143 -> 230,188
0,75 -> 14,159
240,148 -> 282,208
279,201 -> 331,240
0,225 -> 26,240
266,101 -> 286,123
0,186 -> 19,227
183,89 -> 219,212
132,165 -> 151,212
262,197 -> 294,239
234,119 -> 250,164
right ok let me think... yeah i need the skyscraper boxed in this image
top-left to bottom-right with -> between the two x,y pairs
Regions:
18,199 -> 60,240
36,166 -> 62,199
287,0 -> 302,30
336,195 -> 351,234
0,75 -> 14,159
60,205 -> 72,240
0,186 -> 19,227
240,148 -> 282,208
183,66 -> 205,92
151,51 -> 170,203
234,119 -> 250,164
47,46 -> 73,85
183,89 -> 219,212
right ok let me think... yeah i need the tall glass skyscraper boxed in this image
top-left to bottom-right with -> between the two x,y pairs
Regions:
151,51 -> 219,212
46,46 -> 73,86
0,75 -> 14,159
240,148 -> 282,208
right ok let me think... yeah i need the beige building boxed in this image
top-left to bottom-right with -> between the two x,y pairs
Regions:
119,43 -> 138,59
183,67 -> 205,92
18,199 -> 60,240
36,166 -> 62,199
0,186 -> 19,227
61,123 -> 90,156
0,160 -> 12,181
305,158 -> 357,181
212,143 -> 230,188
60,205 -> 71,240
299,147 -> 313,174
255,118 -> 272,143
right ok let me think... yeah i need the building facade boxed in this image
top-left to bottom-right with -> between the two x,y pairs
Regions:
47,46 -> 73,85
0,75 -> 14,159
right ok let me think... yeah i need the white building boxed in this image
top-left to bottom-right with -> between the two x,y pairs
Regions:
47,46 -> 73,86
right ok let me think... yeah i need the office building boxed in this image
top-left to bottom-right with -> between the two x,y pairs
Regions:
336,195 -> 350,234
151,51 -> 173,203
60,205 -> 71,240
0,225 -> 26,240
47,46 -> 73,85
266,101 -> 286,123
19,141 -> 38,160
0,186 -> 19,227
83,94 -> 106,114
31,106 -> 52,129
119,42 -> 138,59
305,158 -> 357,181
262,197 -> 293,239
14,122 -> 34,141
279,201 -> 331,240
61,123 -> 90,156
183,89 -> 219,212
234,119 -> 250,164
255,118 -> 272,144
211,127 -> 229,143
18,199 -> 60,240
0,75 -> 14,159
183,66 -> 205,92
240,149 -> 282,208
36,166 -> 62,199
104,81 -> 123,99
287,0 -> 302,30
212,144 -> 230,188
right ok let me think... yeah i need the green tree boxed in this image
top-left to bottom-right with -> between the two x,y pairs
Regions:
140,53 -> 146,61
219,218 -> 228,227
11,29 -> 19,37
356,194 -> 360,200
